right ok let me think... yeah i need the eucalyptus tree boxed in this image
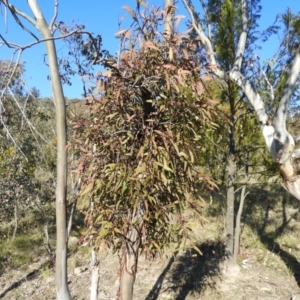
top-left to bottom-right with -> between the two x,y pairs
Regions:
181,0 -> 300,217
198,0 -> 264,267
72,4 -> 215,299
0,1 -> 70,297
0,1 -> 102,298
182,0 -> 300,200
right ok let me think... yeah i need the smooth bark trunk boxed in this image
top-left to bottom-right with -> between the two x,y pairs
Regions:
164,0 -> 174,37
225,154 -> 235,267
118,224 -> 141,300
233,184 -> 247,263
90,250 -> 100,300
27,2 -> 70,298
0,2 -> 70,297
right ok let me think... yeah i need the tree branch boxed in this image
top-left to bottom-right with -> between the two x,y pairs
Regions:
27,0 -> 44,21
273,45 -> 300,145
50,0 -> 59,33
2,1 -> 36,25
181,0 -> 224,78
229,71 -> 268,125
0,1 -> 38,40
0,29 -> 92,51
233,0 -> 248,72
199,0 -> 211,40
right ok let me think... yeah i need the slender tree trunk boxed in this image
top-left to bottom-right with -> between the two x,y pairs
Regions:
44,224 -> 53,256
90,250 -> 100,300
225,154 -> 235,267
67,200 -> 77,240
12,198 -> 18,240
164,0 -> 175,37
233,184 -> 247,263
118,222 -> 142,300
45,34 -> 70,300
67,176 -> 80,241
27,2 -> 71,298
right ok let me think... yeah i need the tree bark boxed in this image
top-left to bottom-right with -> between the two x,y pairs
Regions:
118,222 -> 142,300
27,1 -> 71,298
164,0 -> 175,38
233,184 -> 247,263
67,200 -> 77,241
225,154 -> 235,267
90,250 -> 100,300
182,0 -> 300,202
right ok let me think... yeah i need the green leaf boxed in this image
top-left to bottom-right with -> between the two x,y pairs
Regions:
154,161 -> 173,173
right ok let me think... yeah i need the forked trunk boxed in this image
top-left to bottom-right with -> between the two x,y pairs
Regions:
118,223 -> 141,300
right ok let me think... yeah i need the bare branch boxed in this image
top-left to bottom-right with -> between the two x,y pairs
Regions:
2,1 -> 36,25
2,120 -> 28,160
229,71 -> 268,125
0,49 -> 52,148
274,45 -> 300,143
233,0 -> 248,72
261,69 -> 275,101
4,4 -> 8,32
0,34 -> 12,48
181,0 -> 225,78
199,0 -> 211,40
251,56 -> 275,101
0,1 -> 38,40
50,0 -> 59,33
0,50 -> 22,96
0,29 -> 92,51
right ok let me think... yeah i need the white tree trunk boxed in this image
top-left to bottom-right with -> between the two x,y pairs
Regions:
90,250 -> 100,300
27,1 -> 71,298
164,0 -> 175,37
182,0 -> 300,201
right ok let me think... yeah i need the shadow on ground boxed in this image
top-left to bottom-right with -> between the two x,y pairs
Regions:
146,240 -> 224,300
0,259 -> 53,299
243,185 -> 300,287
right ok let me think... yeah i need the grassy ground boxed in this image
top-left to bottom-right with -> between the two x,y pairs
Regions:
1,184 -> 300,299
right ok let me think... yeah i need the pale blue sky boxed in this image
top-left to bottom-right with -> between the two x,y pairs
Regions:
0,0 -> 299,98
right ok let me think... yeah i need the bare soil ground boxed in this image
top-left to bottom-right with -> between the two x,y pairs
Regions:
1,192 -> 300,299
1,236 -> 300,299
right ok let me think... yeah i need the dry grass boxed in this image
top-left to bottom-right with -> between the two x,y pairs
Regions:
1,185 -> 300,299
